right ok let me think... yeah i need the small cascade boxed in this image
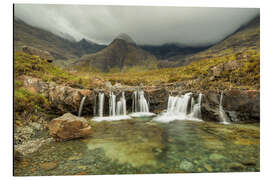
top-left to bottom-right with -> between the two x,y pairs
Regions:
93,91 -> 131,122
191,93 -> 202,119
116,92 -> 127,115
130,89 -> 155,117
219,92 -> 230,124
109,92 -> 116,116
167,93 -> 192,114
78,96 -> 86,117
98,92 -> 104,117
154,92 -> 202,123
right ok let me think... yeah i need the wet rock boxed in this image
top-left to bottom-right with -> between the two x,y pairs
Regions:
229,162 -> 245,171
179,160 -> 194,171
14,150 -> 24,161
241,159 -> 257,166
209,153 -> 225,162
228,162 -> 245,171
39,161 -> 59,171
201,90 -> 260,123
48,113 -> 92,141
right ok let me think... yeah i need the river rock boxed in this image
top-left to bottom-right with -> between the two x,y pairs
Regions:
48,113 -> 92,141
179,160 -> 194,171
39,161 -> 59,171
209,153 -> 225,162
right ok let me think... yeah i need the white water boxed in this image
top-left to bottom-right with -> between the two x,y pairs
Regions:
78,96 -> 86,117
98,92 -> 104,117
116,92 -> 127,115
130,90 -> 155,117
219,92 -> 230,124
153,92 -> 202,123
109,92 -> 116,116
190,93 -> 203,119
93,91 -> 131,122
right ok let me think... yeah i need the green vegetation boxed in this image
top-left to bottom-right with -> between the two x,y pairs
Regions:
14,79 -> 49,125
14,52 -> 91,87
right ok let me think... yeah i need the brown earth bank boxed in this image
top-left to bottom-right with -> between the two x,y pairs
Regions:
20,75 -> 259,123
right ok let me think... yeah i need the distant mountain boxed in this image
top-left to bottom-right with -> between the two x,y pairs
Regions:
72,34 -> 157,72
158,15 -> 260,68
140,43 -> 210,60
14,18 -> 106,61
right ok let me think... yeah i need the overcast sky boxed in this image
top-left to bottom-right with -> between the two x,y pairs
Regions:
14,4 -> 259,46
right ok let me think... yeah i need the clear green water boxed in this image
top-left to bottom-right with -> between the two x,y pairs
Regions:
14,117 -> 260,176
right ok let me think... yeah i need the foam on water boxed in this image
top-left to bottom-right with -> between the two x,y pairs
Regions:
92,115 -> 132,122
129,112 -> 156,117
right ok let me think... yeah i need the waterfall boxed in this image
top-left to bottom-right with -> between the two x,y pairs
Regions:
93,91 -> 131,122
191,93 -> 202,119
78,96 -> 86,117
154,92 -> 202,123
116,92 -> 127,115
167,93 -> 192,114
109,92 -> 116,116
219,92 -> 230,124
98,92 -> 104,117
130,90 -> 155,117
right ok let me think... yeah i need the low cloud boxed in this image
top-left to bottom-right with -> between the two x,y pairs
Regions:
14,4 -> 259,46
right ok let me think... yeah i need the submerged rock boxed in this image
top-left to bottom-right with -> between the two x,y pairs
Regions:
179,160 -> 194,171
39,161 -> 59,171
48,113 -> 92,141
209,153 -> 225,162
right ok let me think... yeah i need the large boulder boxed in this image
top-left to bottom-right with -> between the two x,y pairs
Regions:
48,113 -> 92,141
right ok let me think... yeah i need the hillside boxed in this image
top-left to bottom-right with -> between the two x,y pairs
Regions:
140,43 -> 209,60
161,15 -> 260,68
14,18 -> 106,62
72,34 -> 157,72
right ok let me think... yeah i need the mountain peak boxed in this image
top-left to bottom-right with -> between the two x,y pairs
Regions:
115,33 -> 136,44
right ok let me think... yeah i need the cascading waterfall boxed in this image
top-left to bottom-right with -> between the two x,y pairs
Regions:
154,92 -> 202,123
93,91 -> 131,122
191,93 -> 202,119
219,92 -> 230,124
78,96 -> 86,117
98,92 -> 104,117
116,92 -> 127,115
130,90 -> 155,117
109,92 -> 116,116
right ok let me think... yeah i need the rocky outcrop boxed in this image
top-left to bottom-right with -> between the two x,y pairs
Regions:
20,76 -> 259,123
22,46 -> 54,62
21,76 -> 95,115
201,90 -> 260,123
48,113 -> 92,141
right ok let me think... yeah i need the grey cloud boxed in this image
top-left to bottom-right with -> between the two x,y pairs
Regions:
14,4 -> 259,46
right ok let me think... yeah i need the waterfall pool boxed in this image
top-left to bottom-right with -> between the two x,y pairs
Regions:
14,117 -> 260,176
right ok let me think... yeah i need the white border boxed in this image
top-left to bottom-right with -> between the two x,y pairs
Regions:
1,0 -> 269,180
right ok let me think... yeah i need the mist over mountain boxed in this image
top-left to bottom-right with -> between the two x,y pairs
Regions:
14,4 -> 259,46
14,18 -> 106,62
